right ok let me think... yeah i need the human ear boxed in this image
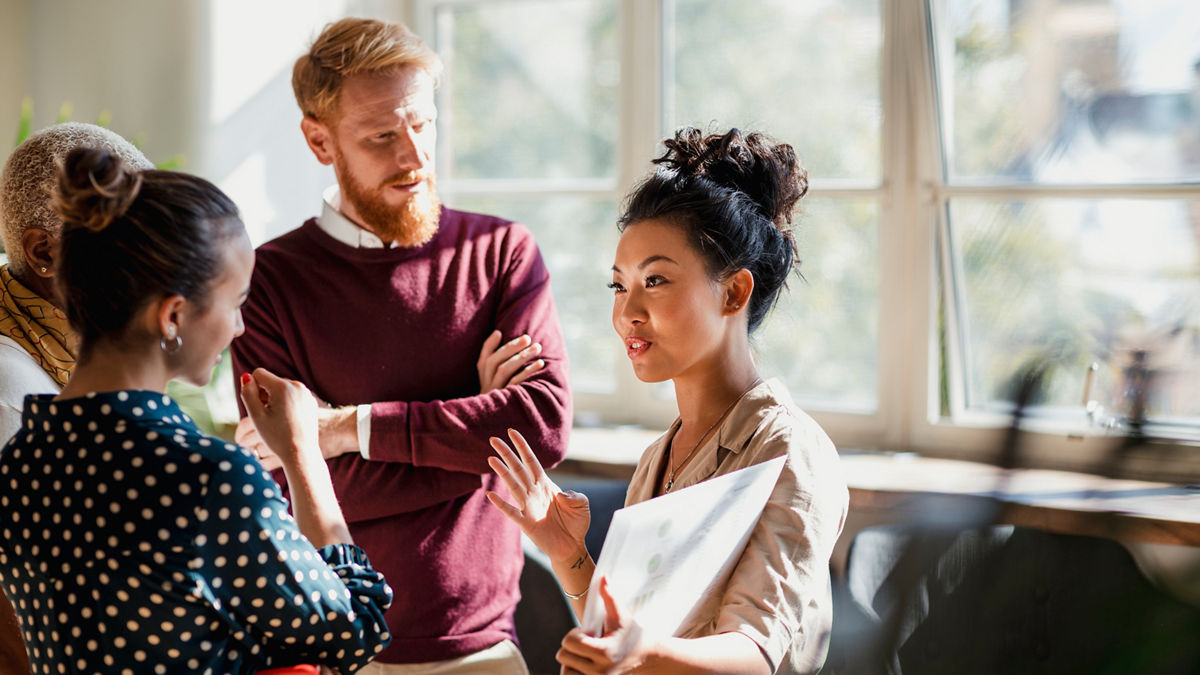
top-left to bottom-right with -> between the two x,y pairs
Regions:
20,227 -> 57,278
150,295 -> 188,342
724,269 -> 754,315
301,116 -> 335,166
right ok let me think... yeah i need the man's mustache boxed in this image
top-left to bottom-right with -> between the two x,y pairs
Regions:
383,171 -> 433,188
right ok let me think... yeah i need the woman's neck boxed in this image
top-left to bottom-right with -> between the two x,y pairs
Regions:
671,345 -> 760,436
56,342 -> 170,399
11,268 -> 60,310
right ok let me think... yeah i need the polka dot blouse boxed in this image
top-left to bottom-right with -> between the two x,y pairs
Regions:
0,391 -> 393,674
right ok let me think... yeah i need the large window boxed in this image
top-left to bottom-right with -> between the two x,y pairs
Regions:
933,0 -> 1200,443
417,0 -> 1200,475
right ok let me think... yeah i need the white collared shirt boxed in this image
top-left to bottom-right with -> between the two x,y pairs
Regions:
316,185 -> 398,249
316,185 -> 381,458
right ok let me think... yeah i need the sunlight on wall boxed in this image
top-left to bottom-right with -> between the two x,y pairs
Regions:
219,152 -> 274,246
208,0 -> 350,126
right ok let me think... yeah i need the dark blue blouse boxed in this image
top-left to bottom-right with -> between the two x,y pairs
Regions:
0,390 -> 392,674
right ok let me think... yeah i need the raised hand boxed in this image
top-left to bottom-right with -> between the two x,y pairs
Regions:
486,428 -> 591,565
239,368 -> 320,468
477,330 -> 545,393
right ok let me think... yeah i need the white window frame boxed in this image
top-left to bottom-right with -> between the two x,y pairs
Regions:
413,0 -> 1200,480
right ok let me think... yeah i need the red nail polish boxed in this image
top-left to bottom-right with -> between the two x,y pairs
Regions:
241,373 -> 252,385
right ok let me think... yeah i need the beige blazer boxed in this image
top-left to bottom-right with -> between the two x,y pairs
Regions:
625,378 -> 848,674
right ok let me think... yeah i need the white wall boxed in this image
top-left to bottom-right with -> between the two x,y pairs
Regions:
0,0 -> 413,247
0,0 -> 29,157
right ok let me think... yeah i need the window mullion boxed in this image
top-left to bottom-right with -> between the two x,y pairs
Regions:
610,0 -> 676,427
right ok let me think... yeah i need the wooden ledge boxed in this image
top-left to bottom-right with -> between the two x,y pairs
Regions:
559,428 -> 1200,547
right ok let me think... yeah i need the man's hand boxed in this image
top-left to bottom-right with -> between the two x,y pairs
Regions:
477,330 -> 545,394
236,416 -> 279,470
238,403 -> 360,470
316,406 -> 360,460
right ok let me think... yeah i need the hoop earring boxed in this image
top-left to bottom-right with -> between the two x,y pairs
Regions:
160,335 -> 183,354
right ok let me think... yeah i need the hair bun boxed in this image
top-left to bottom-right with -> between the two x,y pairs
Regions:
656,127 -> 808,227
54,147 -> 142,232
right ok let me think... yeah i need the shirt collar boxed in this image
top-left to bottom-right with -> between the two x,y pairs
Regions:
639,378 -> 789,496
715,378 -> 791,450
317,185 -> 393,249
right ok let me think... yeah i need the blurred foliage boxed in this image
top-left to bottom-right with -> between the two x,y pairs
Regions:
12,96 -> 185,169
671,0 -> 882,182
166,349 -> 240,441
442,0 -> 618,180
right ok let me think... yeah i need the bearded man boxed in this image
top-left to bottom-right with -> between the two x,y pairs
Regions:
231,17 -> 571,674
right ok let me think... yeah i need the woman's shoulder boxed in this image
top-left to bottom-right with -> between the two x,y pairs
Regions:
53,390 -> 256,472
729,379 -> 835,457
723,380 -> 844,497
0,336 -> 58,399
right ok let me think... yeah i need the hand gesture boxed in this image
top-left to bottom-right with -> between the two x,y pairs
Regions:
477,330 -> 545,393
239,368 -> 320,469
487,428 -> 591,565
557,578 -> 649,675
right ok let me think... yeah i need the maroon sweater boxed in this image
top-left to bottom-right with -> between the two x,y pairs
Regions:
231,208 -> 571,663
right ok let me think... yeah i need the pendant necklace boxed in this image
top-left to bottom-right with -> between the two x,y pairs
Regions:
664,377 -> 763,493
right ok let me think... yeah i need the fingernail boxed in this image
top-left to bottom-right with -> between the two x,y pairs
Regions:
240,373 -> 251,385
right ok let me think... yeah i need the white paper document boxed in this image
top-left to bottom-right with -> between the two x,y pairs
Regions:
580,455 -> 787,638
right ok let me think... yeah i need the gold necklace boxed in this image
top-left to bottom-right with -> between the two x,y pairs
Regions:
664,377 -> 763,493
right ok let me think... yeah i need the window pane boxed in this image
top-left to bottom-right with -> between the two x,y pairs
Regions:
949,198 -> 1200,423
447,194 -> 621,394
937,0 -> 1200,183
435,0 -> 618,180
757,198 -> 879,412
669,0 -> 882,182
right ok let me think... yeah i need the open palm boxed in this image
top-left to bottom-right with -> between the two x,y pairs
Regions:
486,428 -> 592,564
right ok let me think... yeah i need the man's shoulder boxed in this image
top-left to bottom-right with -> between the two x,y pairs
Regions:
442,206 -> 536,247
256,218 -> 321,257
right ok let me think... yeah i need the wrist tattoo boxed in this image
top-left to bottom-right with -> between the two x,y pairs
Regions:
570,555 -> 586,570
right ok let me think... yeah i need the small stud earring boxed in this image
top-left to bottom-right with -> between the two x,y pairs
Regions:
40,266 -> 48,274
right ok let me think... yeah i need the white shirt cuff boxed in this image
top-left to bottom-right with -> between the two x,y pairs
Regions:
356,404 -> 372,459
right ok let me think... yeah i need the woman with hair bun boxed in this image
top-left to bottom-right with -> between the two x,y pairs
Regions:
489,128 -> 849,674
0,148 -> 392,673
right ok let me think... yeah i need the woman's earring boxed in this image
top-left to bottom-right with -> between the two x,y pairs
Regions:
160,326 -> 183,355
39,266 -> 48,274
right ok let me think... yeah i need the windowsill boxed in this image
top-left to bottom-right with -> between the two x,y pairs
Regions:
560,427 -> 1200,548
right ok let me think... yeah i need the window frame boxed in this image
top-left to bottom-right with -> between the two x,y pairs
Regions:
413,0 -> 1200,481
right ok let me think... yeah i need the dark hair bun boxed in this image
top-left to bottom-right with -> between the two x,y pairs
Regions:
655,127 -> 808,228
54,147 -> 143,233
621,127 -> 810,333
